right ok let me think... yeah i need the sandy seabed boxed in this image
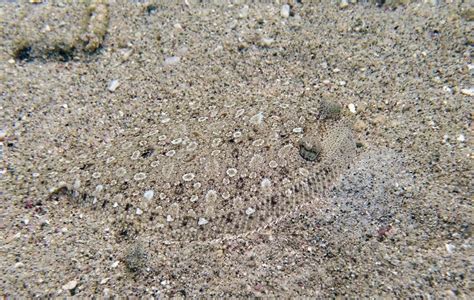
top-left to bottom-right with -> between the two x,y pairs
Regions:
0,0 -> 473,297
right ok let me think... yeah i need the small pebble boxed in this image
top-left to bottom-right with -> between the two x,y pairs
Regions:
121,48 -> 133,61
238,5 -> 249,19
445,243 -> 455,254
108,80 -> 120,92
348,103 -> 356,114
198,217 -> 209,226
111,261 -> 119,268
457,134 -> 465,142
292,127 -> 303,133
299,168 -> 309,177
340,0 -> 349,9
280,4 -> 290,18
136,208 -> 143,215
260,37 -> 274,47
460,88 -> 474,96
95,185 -> 103,193
164,56 -> 180,66
62,280 -> 78,291
250,112 -> 264,125
261,178 -> 271,189
246,207 -> 256,216
144,190 -> 154,201
442,86 -> 452,93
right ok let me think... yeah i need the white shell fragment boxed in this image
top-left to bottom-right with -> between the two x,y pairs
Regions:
348,103 -> 357,114
292,127 -> 303,133
164,56 -> 180,66
143,190 -> 154,201
246,207 -> 256,216
62,280 -> 78,291
281,4 -> 290,18
250,112 -> 264,125
108,79 -> 120,92
460,88 -> 474,96
198,217 -> 209,226
261,178 -> 272,189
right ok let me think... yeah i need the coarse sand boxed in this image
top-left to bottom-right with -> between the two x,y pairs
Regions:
0,0 -> 473,297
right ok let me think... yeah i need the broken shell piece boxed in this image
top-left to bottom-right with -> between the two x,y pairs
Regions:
143,190 -> 154,201
198,217 -> 209,226
249,112 -> 264,125
164,56 -> 180,66
108,79 -> 120,92
348,103 -> 357,114
260,178 -> 272,189
460,88 -> 474,96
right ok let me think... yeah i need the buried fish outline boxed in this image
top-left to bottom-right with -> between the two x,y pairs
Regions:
43,103 -> 359,246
